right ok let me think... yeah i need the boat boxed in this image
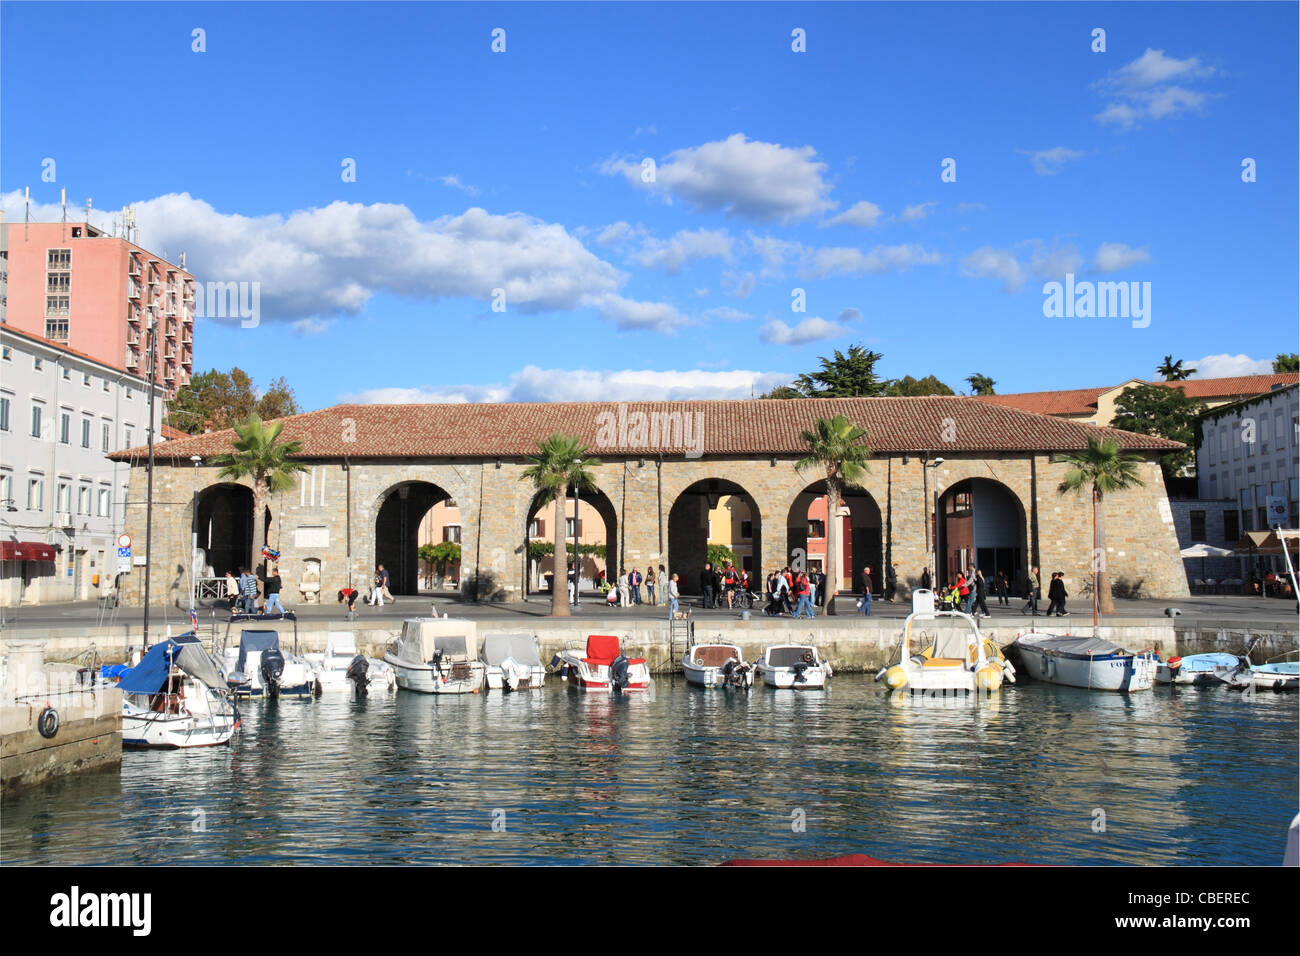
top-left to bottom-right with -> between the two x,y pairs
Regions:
385,618 -> 485,694
1247,661 -> 1300,691
755,644 -> 833,690
1011,633 -> 1156,692
117,634 -> 238,748
303,631 -> 396,695
875,590 -> 1010,694
1155,652 -> 1241,685
683,642 -> 753,689
553,634 -> 651,692
220,628 -> 319,699
480,633 -> 546,692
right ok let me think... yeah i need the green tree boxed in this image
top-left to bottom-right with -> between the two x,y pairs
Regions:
420,541 -> 461,584
1057,437 -> 1146,616
1111,384 -> 1206,481
169,368 -> 300,434
519,434 -> 601,616
211,415 -> 310,571
764,345 -> 889,398
965,373 -> 996,395
1273,353 -> 1299,373
1156,355 -> 1195,381
795,415 -> 872,614
707,544 -> 738,569
884,375 -> 955,397
759,384 -> 805,400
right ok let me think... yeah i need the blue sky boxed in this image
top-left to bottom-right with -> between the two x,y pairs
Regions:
2,1 -> 1296,410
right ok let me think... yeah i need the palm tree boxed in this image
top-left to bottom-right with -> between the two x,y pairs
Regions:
1157,355 -> 1195,381
211,414 -> 309,572
795,415 -> 872,615
966,373 -> 996,395
1057,437 -> 1145,617
520,434 -> 601,617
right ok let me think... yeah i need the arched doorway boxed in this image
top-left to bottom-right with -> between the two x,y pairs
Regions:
524,486 -> 618,596
195,483 -> 260,576
786,483 -> 881,594
375,481 -> 453,595
668,478 -> 762,595
935,478 -> 1026,591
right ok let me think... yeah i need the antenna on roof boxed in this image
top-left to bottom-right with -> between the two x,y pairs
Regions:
24,187 -> 30,240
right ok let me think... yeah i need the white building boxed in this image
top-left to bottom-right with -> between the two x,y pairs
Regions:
1,324 -> 167,606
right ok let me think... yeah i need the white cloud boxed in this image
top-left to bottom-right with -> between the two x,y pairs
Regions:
1094,48 -> 1217,128
897,201 -> 938,222
961,246 -> 1027,293
1020,147 -> 1084,175
1187,354 -> 1274,380
342,365 -> 793,403
825,200 -> 884,228
1027,241 -> 1084,280
1094,242 -> 1152,273
601,132 -> 836,223
631,227 -> 734,274
701,306 -> 751,322
439,174 -> 479,196
747,233 -> 941,279
721,270 -> 756,299
694,287 -> 710,298
292,318 -> 331,337
595,220 -> 637,245
957,202 -> 986,214
759,317 -> 849,346
591,293 -> 689,332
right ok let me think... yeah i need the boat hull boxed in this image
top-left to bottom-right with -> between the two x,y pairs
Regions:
1014,644 -> 1156,691
555,651 -> 650,691
122,699 -> 237,749
682,662 -> 754,688
484,664 -> 547,691
1251,665 -> 1299,691
385,654 -> 485,694
756,664 -> 830,690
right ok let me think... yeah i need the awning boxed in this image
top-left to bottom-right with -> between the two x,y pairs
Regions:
0,540 -> 57,561
1233,530 -> 1300,555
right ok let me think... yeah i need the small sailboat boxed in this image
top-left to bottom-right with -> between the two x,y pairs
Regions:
118,634 -> 238,748
554,634 -> 651,692
1011,633 -> 1156,692
875,590 -> 1009,694
386,618 -> 485,694
755,644 -> 833,690
303,631 -> 395,694
683,642 -> 753,689
480,633 -> 546,692
1155,652 -> 1241,685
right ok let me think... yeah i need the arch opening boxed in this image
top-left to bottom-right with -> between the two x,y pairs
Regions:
375,481 -> 453,595
785,482 -> 882,594
668,478 -> 762,595
524,486 -> 618,596
935,477 -> 1027,592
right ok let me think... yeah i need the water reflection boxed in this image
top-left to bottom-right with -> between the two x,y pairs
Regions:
2,677 -> 1295,866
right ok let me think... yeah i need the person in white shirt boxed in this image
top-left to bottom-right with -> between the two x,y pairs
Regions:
617,568 -> 631,607
667,573 -> 680,618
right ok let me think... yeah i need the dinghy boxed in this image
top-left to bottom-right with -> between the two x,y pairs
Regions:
875,590 -> 1009,694
119,634 -> 238,748
1155,652 -> 1240,685
755,644 -> 832,690
303,631 -> 395,694
1011,633 -> 1156,692
554,634 -> 651,692
386,618 -> 485,694
221,628 -> 318,699
683,642 -> 753,689
1248,661 -> 1299,691
480,633 -> 546,692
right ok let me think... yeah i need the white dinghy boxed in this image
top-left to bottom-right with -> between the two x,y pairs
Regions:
755,644 -> 833,690
683,642 -> 753,689
304,631 -> 396,695
386,618 -> 485,694
480,633 -> 546,692
1012,632 -> 1156,692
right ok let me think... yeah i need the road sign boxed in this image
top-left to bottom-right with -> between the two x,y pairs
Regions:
1266,496 -> 1289,527
117,533 -> 132,549
117,547 -> 131,558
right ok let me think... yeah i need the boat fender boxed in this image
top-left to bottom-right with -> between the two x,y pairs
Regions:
883,665 -> 908,690
313,678 -> 323,698
37,705 -> 60,739
694,657 -> 705,666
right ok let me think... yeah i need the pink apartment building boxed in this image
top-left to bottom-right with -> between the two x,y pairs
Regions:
2,221 -> 195,396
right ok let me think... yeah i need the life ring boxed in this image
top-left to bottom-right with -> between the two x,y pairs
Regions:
802,651 -> 815,664
37,706 -> 60,739
694,657 -> 705,666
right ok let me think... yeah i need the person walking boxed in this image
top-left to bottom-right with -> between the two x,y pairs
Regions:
884,564 -> 898,602
1049,572 -> 1069,616
815,569 -> 827,607
630,567 -> 642,605
774,569 -> 792,615
921,567 -> 932,591
368,567 -> 385,606
958,571 -> 973,614
645,567 -> 656,605
1021,567 -> 1041,616
972,568 -> 990,618
377,564 -> 395,604
667,572 -> 680,619
657,565 -> 667,607
224,570 -> 240,610
260,563 -> 286,616
700,562 -> 715,609
995,571 -> 1009,606
859,566 -> 873,616
617,568 -> 631,608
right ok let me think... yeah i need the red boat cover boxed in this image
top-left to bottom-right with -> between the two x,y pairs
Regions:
586,634 -> 620,664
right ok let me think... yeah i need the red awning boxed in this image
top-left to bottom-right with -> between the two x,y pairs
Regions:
0,540 -> 57,561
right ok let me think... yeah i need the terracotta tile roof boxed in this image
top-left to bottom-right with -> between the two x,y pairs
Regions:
1166,373 -> 1299,398
974,387 -> 1107,417
978,373 -> 1300,417
160,423 -> 189,441
109,397 -> 1184,462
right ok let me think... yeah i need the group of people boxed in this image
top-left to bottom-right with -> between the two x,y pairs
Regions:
598,564 -> 668,608
764,566 -> 823,618
1019,566 -> 1070,616
698,562 -> 754,609
335,564 -> 396,612
223,564 -> 286,616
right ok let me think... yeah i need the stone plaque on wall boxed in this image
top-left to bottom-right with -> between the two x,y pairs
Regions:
295,526 -> 330,549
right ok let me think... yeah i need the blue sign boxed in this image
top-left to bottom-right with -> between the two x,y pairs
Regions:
117,547 -> 131,558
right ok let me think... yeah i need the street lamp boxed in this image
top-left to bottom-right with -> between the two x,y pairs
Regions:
190,455 -> 202,610
925,458 -> 944,588
571,459 -> 581,606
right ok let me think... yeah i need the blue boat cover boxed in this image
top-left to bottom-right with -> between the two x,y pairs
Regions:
117,641 -> 180,694
236,630 -> 281,674
100,663 -> 131,680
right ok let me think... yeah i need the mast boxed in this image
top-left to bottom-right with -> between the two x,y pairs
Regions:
142,317 -> 158,648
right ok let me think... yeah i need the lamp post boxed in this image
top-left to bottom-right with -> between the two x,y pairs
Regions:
190,455 -> 202,610
571,459 -> 581,607
925,458 -> 944,589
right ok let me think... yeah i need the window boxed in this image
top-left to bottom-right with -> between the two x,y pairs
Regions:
102,422 -> 111,452
125,387 -> 133,400
97,487 -> 111,518
1223,510 -> 1239,543
45,296 -> 70,316
102,378 -> 110,393
1207,434 -> 1216,466
528,519 -> 544,537
33,356 -> 43,371
81,417 -> 91,448
78,485 -> 91,516
741,519 -> 753,540
442,525 -> 462,543
124,425 -> 133,448
57,481 -> 71,513
47,248 -> 71,269
1,346 -> 10,362
808,519 -> 825,538
31,403 -> 43,438
1190,511 -> 1206,542
27,476 -> 43,510
46,272 -> 70,293
60,411 -> 70,444
82,372 -> 91,387
564,518 -> 583,538
0,393 -> 9,432
0,471 -> 11,507
1261,415 -> 1271,454
62,366 -> 71,381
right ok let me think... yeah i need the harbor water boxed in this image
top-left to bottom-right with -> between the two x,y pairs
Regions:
3,677 -> 1296,865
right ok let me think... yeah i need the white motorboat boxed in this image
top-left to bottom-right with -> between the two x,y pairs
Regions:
554,634 -> 651,692
876,590 -> 1011,694
480,633 -> 546,692
1011,632 -> 1156,692
220,628 -> 318,699
1155,652 -> 1241,685
682,642 -> 753,689
303,631 -> 396,695
755,644 -> 833,690
386,618 -> 485,694
1247,662 -> 1299,691
118,634 -> 239,748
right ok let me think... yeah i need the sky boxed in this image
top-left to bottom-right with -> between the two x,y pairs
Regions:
2,1 -> 1297,411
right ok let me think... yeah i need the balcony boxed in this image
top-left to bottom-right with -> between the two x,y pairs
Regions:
125,351 -> 139,368
128,283 -> 142,299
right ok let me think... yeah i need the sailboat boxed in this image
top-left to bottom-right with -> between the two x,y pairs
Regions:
117,633 -> 238,748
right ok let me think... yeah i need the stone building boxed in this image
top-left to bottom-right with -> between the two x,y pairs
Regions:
109,397 -> 1191,606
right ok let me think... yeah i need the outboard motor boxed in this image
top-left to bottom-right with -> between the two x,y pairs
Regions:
260,647 -> 286,700
429,650 -> 445,682
722,659 -> 750,690
791,662 -> 810,684
345,653 -> 371,696
610,655 -> 631,692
